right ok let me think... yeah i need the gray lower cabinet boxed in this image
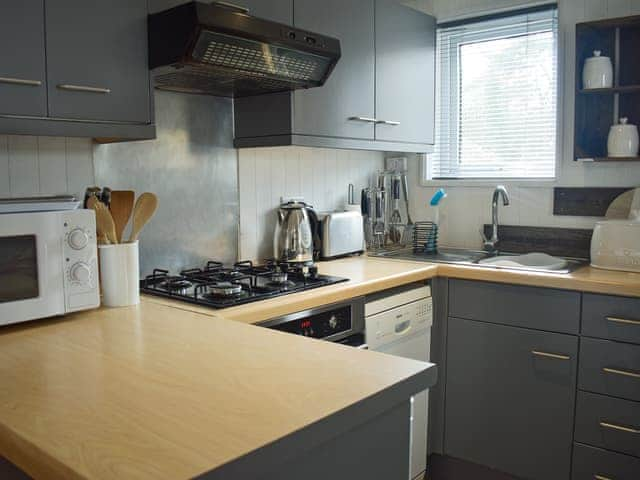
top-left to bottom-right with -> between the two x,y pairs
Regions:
45,0 -> 151,123
0,1 -> 47,117
374,0 -> 436,144
572,443 -> 640,480
445,316 -> 578,480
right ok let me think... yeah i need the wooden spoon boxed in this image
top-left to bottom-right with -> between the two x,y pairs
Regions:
129,193 -> 158,242
92,201 -> 118,245
110,190 -> 135,243
87,195 -> 109,245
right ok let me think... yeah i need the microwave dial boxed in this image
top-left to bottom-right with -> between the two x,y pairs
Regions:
69,262 -> 92,284
68,228 -> 89,250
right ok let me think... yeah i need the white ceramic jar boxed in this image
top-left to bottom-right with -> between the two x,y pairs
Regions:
582,50 -> 613,89
607,117 -> 640,157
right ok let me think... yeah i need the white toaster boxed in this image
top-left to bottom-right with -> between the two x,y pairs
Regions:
318,211 -> 365,259
591,220 -> 640,273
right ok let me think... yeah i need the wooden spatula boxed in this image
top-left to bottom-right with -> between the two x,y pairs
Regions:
110,190 -> 135,243
91,199 -> 118,245
129,193 -> 158,242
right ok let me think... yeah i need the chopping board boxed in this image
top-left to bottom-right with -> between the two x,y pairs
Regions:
605,188 -> 638,219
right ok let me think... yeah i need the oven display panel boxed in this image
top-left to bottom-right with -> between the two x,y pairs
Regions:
271,306 -> 352,339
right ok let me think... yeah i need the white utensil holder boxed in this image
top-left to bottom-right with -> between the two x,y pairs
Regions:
99,241 -> 140,307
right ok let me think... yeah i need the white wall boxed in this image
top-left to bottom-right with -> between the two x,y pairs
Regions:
238,147 -> 384,261
0,136 -> 93,200
409,0 -> 640,250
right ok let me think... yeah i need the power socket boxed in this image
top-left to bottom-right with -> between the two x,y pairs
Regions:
385,156 -> 408,173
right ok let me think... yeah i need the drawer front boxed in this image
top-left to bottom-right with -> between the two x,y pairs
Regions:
449,280 -> 580,334
579,337 -> 640,402
572,443 -> 640,480
575,391 -> 640,458
583,294 -> 640,345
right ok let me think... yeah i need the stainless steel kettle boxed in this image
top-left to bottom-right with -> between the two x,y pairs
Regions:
273,201 -> 319,263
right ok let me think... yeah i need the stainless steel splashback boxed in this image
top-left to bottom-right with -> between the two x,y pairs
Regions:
94,90 -> 238,275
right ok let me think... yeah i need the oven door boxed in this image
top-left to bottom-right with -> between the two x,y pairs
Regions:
0,212 -> 65,325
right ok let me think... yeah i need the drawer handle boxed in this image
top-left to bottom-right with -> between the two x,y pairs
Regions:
606,316 -> 640,326
594,475 -> 614,480
348,116 -> 378,123
531,350 -> 571,360
603,367 -> 640,379
57,84 -> 111,94
376,119 -> 401,126
0,76 -> 42,86
599,421 -> 640,434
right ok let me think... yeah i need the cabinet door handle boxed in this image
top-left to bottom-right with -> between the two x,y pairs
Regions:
531,350 -> 571,360
606,316 -> 640,326
212,1 -> 250,13
57,84 -> 111,94
376,120 -> 401,126
348,116 -> 378,123
603,367 -> 640,379
0,76 -> 42,86
594,475 -> 614,480
599,421 -> 640,434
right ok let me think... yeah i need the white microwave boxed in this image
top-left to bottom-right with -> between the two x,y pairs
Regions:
0,209 -> 100,326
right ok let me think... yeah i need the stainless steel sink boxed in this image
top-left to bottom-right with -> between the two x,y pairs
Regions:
369,247 -> 587,274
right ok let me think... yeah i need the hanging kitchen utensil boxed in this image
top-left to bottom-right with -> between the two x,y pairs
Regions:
110,190 -> 135,243
389,176 -> 403,244
129,193 -> 159,242
400,173 -> 415,246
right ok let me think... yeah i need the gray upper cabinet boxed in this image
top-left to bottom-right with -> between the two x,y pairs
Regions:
375,0 -> 436,144
45,0 -> 151,123
0,1 -> 47,117
293,0 -> 376,140
231,0 -> 292,23
234,0 -> 436,152
445,317 -> 578,480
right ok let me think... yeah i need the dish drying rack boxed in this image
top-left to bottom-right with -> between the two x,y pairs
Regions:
412,221 -> 438,254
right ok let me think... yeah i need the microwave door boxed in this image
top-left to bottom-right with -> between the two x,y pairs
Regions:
0,235 -> 40,303
0,214 -> 65,325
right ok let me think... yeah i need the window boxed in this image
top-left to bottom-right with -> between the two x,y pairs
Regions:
428,6 -> 558,180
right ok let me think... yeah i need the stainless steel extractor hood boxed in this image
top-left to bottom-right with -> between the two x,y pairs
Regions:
148,1 -> 341,97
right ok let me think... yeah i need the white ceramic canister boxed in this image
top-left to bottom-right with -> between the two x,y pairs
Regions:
607,117 -> 640,157
99,241 -> 140,307
582,50 -> 613,89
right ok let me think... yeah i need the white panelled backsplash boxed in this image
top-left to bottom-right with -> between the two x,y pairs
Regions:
238,146 -> 384,261
0,136 -> 94,200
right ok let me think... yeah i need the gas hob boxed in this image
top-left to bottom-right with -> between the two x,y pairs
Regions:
140,260 -> 348,309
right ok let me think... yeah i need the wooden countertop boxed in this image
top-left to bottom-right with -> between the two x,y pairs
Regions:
0,301 -> 435,480
145,256 -> 640,325
1,255 -> 638,479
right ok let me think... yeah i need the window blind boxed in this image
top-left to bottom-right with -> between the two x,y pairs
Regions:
431,6 -> 558,179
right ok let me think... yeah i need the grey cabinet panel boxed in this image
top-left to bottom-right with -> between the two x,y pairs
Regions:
572,443 -> 640,480
582,294 -> 640,345
46,0 -> 150,123
374,0 -> 435,144
575,391 -> 640,458
0,1 -> 47,117
445,317 -> 578,480
579,337 -> 640,402
293,0 -> 375,140
449,279 -> 581,334
230,0 -> 292,23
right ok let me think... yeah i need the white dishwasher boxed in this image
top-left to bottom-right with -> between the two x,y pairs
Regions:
365,284 -> 433,480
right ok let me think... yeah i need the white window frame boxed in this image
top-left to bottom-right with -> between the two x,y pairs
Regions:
421,4 -> 562,187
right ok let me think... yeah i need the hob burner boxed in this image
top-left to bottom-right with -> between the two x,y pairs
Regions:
207,282 -> 244,297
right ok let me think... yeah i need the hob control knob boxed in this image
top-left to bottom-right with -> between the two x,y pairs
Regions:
329,315 -> 338,329
68,228 -> 89,250
70,262 -> 91,283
